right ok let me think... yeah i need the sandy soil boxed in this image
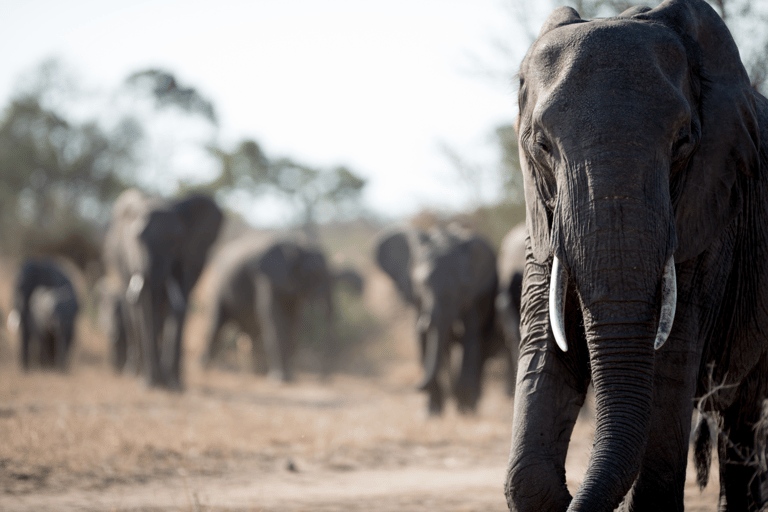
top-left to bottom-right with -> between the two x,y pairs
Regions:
0,264 -> 720,511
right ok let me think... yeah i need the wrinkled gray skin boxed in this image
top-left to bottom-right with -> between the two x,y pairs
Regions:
375,224 -> 505,415
103,189 -> 223,390
200,236 -> 335,382
505,0 -> 768,510
495,222 -> 526,394
14,259 -> 79,371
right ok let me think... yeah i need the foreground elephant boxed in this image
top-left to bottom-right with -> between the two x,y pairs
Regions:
13,259 -> 79,370
103,189 -> 223,389
375,224 -> 506,415
504,0 -> 768,510
495,222 -> 526,393
200,236 -> 334,382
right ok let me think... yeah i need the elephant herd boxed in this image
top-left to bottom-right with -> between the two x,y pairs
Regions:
10,0 -> 768,508
10,186 -> 528,417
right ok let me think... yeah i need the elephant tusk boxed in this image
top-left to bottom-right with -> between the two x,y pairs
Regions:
654,256 -> 677,350
126,273 -> 145,304
549,256 -> 569,352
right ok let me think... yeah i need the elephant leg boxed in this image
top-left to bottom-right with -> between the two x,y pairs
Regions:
54,328 -> 67,370
201,304 -> 226,367
241,314 -> 268,375
110,300 -> 128,372
717,361 -> 768,511
40,332 -> 55,366
257,276 -> 295,382
425,380 -> 445,416
454,310 -> 482,414
160,309 -> 186,390
19,318 -> 31,371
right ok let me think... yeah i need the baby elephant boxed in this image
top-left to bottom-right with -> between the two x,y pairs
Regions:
13,259 -> 79,370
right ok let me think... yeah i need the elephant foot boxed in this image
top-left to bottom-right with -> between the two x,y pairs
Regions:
268,368 -> 293,384
427,390 -> 445,417
456,400 -> 478,415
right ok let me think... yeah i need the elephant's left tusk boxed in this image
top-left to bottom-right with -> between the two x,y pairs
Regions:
549,256 -> 569,352
654,256 -> 677,350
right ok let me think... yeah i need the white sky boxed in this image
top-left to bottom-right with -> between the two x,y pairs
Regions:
1,0 -> 527,226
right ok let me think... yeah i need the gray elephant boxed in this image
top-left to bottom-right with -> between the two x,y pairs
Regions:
200,235 -> 334,382
504,0 -> 768,510
103,189 -> 223,390
495,222 -> 526,394
375,223 -> 505,415
13,259 -> 79,370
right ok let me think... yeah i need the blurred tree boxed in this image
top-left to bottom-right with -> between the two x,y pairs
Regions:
190,140 -> 367,233
125,69 -> 217,125
0,60 -> 140,257
496,124 -> 524,204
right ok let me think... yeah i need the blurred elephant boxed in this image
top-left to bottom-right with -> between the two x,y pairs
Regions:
374,223 -> 505,415
494,222 -> 527,394
103,189 -> 223,389
200,236 -> 334,382
13,259 -> 79,371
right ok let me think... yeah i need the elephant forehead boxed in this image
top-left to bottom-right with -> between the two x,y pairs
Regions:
525,19 -> 687,102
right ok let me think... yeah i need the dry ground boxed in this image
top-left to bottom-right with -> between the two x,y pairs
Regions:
0,261 -> 720,511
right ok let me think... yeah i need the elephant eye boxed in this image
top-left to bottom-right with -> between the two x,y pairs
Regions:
532,133 -> 552,157
672,126 -> 695,163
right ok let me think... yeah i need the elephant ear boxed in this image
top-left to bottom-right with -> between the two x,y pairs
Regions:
520,8 -> 583,262
521,143 -> 554,262
635,0 -> 761,262
538,6 -> 583,36
374,228 -> 416,304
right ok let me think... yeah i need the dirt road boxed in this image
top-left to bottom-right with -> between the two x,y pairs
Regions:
0,265 -> 719,511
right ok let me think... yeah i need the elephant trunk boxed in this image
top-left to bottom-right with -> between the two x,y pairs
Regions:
416,306 -> 449,392
558,195 -> 674,511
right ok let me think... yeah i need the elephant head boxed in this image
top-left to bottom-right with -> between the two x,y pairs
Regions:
505,0 -> 763,510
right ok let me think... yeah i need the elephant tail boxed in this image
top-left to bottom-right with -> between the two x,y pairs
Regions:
693,412 -> 713,490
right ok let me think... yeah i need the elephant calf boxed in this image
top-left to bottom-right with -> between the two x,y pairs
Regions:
13,259 -> 79,371
375,223 -> 507,415
201,235 -> 334,382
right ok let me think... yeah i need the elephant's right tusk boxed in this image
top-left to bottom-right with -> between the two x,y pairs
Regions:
549,256 -> 569,352
654,256 -> 677,350
126,273 -> 145,304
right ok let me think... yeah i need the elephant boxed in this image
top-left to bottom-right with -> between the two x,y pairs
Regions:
374,223 -> 508,415
13,259 -> 79,371
495,222 -> 527,393
503,0 -> 768,510
103,188 -> 223,390
200,235 -> 334,382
